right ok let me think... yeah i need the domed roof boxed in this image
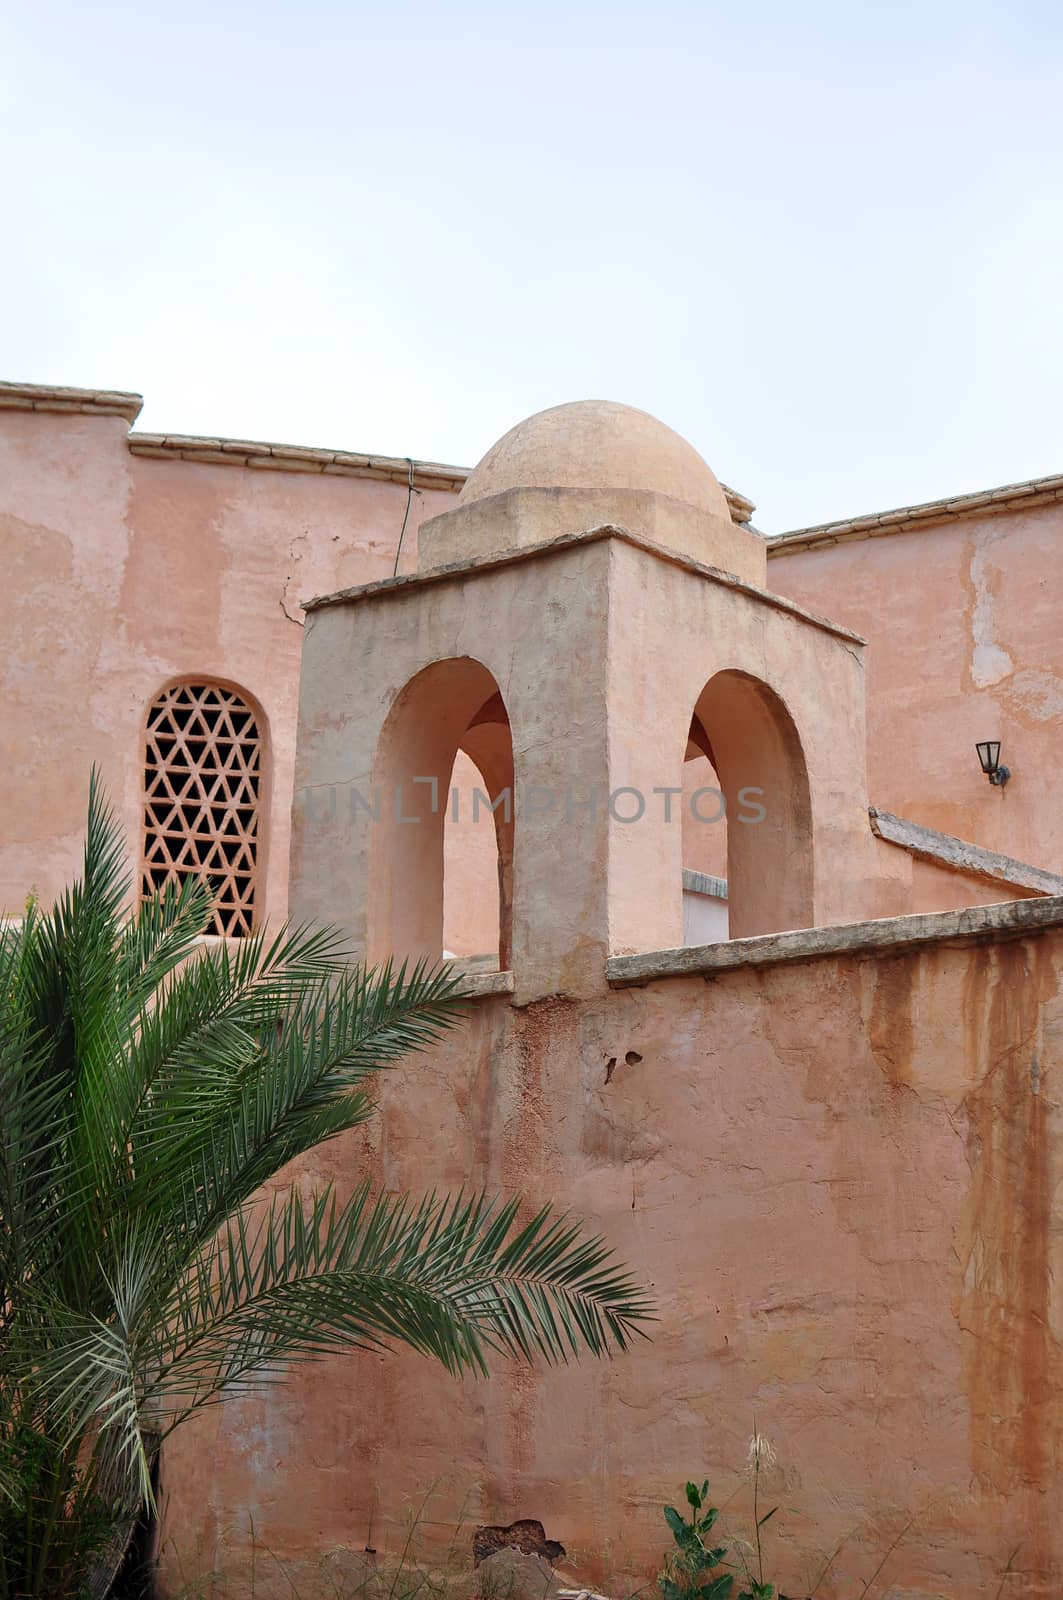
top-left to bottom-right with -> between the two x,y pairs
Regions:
459,400 -> 730,520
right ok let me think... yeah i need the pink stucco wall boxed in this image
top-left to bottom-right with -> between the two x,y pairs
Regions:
6,391 -> 1063,1600
5,401 -> 1054,943
0,405 -> 458,925
767,502 -> 1063,875
160,922 -> 1063,1598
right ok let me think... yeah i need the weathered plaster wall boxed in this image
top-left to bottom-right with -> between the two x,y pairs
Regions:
292,538 -> 615,997
0,407 -> 458,921
908,856 -> 1040,915
6,401 -> 1056,946
8,394 -> 1063,1600
768,503 -> 1063,875
290,528 -> 918,996
160,920 -> 1063,1599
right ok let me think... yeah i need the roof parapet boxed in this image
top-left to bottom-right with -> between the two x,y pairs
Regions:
0,380 -> 143,424
1,378 -> 755,520
128,436 -> 755,516
127,433 -> 467,493
770,471 -> 1063,555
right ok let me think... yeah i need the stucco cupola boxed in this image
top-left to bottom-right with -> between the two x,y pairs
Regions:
459,400 -> 730,515
294,387 -> 881,999
418,400 -> 767,587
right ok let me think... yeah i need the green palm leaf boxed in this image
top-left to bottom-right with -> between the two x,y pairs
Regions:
0,770 -> 654,1599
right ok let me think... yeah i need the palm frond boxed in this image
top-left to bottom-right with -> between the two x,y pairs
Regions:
116,873 -> 214,1014
123,955 -> 468,1262
0,773 -> 655,1598
36,1184 -> 652,1450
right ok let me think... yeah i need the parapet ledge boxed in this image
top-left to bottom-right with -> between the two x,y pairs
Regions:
607,895 -> 1063,986
447,964 -> 515,999
129,433 -> 468,491
0,380 -> 143,423
770,470 -> 1063,555
682,870 -> 728,899
869,807 -> 1063,897
1,379 -> 759,522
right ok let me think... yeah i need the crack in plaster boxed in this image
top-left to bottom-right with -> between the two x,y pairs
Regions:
280,530 -> 308,627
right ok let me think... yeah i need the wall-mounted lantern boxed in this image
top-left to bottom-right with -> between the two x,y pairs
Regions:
976,740 -> 1011,787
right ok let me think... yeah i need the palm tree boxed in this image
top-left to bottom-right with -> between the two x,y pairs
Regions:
0,774 -> 652,1599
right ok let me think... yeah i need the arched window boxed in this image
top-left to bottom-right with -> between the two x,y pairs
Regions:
142,681 -> 264,937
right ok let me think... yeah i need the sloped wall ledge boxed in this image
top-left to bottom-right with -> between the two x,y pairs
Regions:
868,806 -> 1063,896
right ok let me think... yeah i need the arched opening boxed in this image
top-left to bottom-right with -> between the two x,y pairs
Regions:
142,678 -> 267,937
685,670 -> 812,940
444,751 -> 499,961
370,659 -> 514,970
681,723 -> 729,943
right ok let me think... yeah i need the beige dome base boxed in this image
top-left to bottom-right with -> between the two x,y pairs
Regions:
419,483 -> 767,585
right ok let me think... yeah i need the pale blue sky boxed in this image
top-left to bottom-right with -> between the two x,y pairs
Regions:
3,0 -> 1062,530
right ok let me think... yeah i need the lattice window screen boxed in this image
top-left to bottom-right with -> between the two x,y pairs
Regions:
142,682 -> 263,937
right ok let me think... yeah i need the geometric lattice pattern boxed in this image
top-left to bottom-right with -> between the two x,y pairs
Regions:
142,681 -> 262,937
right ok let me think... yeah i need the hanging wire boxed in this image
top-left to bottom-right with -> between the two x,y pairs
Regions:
392,456 -> 417,576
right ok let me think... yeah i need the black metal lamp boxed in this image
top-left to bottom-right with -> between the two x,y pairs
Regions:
976,740 -> 1010,787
